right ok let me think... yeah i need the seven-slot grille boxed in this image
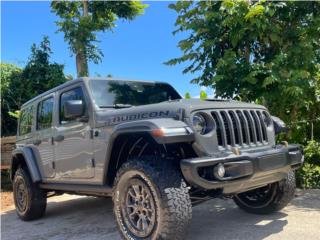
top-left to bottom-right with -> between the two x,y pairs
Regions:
211,110 -> 269,148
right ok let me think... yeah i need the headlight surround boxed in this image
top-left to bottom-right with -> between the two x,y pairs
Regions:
262,112 -> 272,127
192,113 -> 207,135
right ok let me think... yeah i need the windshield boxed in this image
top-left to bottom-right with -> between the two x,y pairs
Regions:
89,80 -> 181,108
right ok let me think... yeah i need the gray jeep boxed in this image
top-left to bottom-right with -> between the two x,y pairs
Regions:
11,77 -> 303,239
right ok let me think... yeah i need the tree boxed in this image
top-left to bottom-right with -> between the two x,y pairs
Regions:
200,90 -> 207,100
184,92 -> 191,99
1,37 -> 67,136
20,36 -> 67,103
1,63 -> 23,135
1,63 -> 22,111
51,1 -> 147,77
167,1 -> 320,142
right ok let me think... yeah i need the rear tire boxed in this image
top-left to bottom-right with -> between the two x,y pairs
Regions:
234,170 -> 296,214
113,157 -> 192,240
13,167 -> 47,221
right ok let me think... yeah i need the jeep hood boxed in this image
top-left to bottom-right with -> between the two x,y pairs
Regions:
95,98 -> 266,126
171,99 -> 266,112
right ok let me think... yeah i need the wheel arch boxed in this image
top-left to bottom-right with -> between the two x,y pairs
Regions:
103,122 -> 197,185
11,147 -> 42,183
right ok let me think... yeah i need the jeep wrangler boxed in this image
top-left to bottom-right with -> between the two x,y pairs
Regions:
11,77 -> 303,239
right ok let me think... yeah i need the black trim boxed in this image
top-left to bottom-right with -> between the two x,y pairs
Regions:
39,183 -> 112,196
102,124 -> 195,184
180,144 -> 303,194
11,147 -> 42,183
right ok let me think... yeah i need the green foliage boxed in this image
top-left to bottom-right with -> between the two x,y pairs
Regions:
304,140 -> 320,165
1,37 -> 67,136
184,92 -> 191,99
200,90 -> 207,100
169,1 -> 320,188
296,141 -> 320,189
21,36 -> 67,100
0,63 -> 22,109
8,110 -> 20,119
280,138 -> 320,189
0,63 -> 22,99
297,163 -> 320,189
167,0 -> 320,143
51,1 -> 147,77
1,63 -> 23,136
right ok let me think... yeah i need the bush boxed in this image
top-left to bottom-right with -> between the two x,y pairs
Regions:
296,140 -> 320,189
296,163 -> 320,189
303,140 -> 320,165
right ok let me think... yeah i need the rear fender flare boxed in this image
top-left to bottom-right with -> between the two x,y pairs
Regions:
11,147 -> 42,183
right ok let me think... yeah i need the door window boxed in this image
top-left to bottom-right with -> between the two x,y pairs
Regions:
19,106 -> 33,135
60,87 -> 86,124
37,97 -> 54,130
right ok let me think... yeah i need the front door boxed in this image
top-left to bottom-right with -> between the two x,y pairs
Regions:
54,85 -> 94,180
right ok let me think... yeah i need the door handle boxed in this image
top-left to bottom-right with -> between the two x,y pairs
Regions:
53,135 -> 64,142
33,140 -> 41,145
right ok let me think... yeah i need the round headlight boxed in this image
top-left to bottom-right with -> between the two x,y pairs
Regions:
193,113 -> 207,135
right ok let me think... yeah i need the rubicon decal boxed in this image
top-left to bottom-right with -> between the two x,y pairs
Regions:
106,110 -> 171,125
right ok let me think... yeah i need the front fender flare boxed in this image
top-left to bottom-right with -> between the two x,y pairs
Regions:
103,118 -> 195,184
111,118 -> 195,144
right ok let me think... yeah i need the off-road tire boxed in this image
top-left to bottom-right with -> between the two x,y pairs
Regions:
13,167 -> 47,221
113,157 -> 192,240
234,170 -> 296,214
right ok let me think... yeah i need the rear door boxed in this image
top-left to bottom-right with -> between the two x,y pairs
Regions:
34,94 -> 55,179
53,84 -> 94,180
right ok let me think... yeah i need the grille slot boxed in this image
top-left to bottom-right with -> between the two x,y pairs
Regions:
228,111 -> 240,145
220,111 -> 232,145
244,110 -> 256,143
211,109 -> 268,148
257,111 -> 267,142
211,112 -> 223,146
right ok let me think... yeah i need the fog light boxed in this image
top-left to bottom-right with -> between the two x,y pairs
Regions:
214,163 -> 225,179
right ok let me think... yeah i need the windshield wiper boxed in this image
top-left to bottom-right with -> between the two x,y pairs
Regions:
99,104 -> 133,109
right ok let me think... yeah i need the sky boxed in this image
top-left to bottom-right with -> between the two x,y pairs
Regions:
1,1 -> 212,97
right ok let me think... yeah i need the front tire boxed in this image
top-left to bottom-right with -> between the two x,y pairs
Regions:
13,167 -> 47,221
113,157 -> 192,240
233,170 -> 296,214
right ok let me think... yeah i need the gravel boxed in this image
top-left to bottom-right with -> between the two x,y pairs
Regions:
1,189 -> 319,240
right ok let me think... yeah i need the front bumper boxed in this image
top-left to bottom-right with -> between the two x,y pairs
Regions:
180,144 -> 303,194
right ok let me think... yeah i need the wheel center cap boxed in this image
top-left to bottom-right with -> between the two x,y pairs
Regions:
137,204 -> 144,211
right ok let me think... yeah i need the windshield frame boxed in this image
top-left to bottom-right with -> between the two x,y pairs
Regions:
88,80 -> 181,109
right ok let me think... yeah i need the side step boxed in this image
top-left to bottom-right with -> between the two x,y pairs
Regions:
39,183 -> 113,197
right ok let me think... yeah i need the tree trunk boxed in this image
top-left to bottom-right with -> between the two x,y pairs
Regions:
76,49 -> 88,77
245,44 -> 250,64
83,0 -> 88,16
75,0 -> 89,77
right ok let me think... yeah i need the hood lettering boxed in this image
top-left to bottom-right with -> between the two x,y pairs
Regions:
106,110 -> 171,126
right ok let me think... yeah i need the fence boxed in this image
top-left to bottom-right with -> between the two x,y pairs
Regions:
1,136 -> 16,170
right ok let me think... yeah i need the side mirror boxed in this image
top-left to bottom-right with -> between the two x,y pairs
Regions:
64,100 -> 84,119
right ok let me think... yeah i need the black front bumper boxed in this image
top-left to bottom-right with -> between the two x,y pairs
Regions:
180,144 -> 304,194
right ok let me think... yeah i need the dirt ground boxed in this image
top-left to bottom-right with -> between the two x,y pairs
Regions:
1,191 -> 13,211
1,189 -> 320,240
